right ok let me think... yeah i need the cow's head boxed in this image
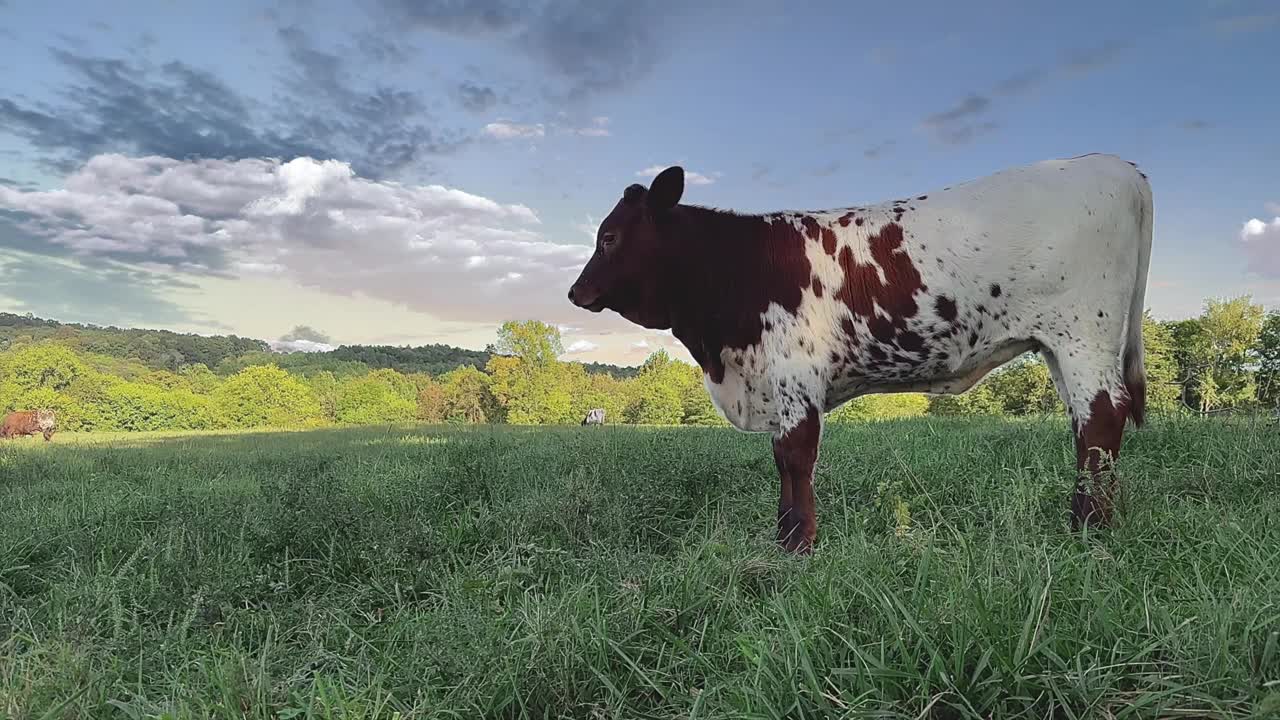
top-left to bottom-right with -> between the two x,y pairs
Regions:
35,409 -> 55,431
567,166 -> 684,329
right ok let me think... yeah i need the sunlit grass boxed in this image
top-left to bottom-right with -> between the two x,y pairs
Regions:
1,416 -> 1278,718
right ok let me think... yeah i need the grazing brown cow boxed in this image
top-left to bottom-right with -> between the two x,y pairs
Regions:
1,409 -> 57,441
568,154 -> 1152,553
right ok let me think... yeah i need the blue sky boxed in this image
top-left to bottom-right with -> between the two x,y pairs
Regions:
1,0 -> 1278,364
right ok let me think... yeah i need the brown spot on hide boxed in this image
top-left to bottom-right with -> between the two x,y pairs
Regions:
935,296 -> 957,321
868,316 -> 895,343
897,331 -> 926,353
834,222 -> 924,328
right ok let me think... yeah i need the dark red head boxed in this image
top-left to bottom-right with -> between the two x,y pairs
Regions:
567,166 -> 684,329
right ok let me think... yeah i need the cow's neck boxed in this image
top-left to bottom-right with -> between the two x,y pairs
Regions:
662,205 -> 778,384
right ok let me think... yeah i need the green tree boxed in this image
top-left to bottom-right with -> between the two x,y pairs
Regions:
416,377 -> 448,423
1174,297 -> 1265,413
568,369 -> 629,425
622,351 -> 685,425
928,383 -> 1004,416
179,363 -> 221,394
306,371 -> 340,421
1141,311 -> 1182,414
335,373 -> 418,425
99,382 -> 216,431
674,362 -> 729,427
0,341 -> 90,395
491,320 -> 564,368
829,393 -> 930,422
138,369 -> 191,392
439,366 -> 499,423
1256,311 -> 1280,409
979,355 -> 1061,415
485,322 -> 573,425
211,365 -> 323,428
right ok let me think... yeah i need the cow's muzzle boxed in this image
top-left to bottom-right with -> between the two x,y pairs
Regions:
568,284 -> 604,312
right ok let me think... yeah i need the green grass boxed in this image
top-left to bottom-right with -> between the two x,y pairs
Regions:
1,416 -> 1279,719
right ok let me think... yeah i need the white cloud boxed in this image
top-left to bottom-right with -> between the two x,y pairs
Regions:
1240,215 -> 1280,278
1265,201 -> 1280,215
1241,217 -> 1280,241
635,165 -> 720,186
630,339 -> 651,351
0,153 -> 599,326
482,121 -> 546,140
269,339 -> 337,353
564,339 -> 598,354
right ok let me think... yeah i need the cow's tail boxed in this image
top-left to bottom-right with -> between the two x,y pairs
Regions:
1123,163 -> 1153,428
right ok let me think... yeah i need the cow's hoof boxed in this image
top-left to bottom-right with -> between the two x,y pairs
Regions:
1070,492 -> 1114,532
777,523 -> 815,555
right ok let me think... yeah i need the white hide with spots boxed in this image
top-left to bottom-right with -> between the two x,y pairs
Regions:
704,153 -> 1153,437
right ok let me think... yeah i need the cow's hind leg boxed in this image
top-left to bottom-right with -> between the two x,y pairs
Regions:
1042,348 -> 1132,530
772,405 -> 822,554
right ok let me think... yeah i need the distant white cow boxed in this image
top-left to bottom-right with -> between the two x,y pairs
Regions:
582,408 -> 606,426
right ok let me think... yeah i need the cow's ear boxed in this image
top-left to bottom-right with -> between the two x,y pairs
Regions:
647,166 -> 684,212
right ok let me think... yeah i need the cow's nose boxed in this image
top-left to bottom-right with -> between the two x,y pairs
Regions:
567,287 -> 577,303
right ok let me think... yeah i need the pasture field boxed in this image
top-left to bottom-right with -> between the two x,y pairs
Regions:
2,417 -> 1279,719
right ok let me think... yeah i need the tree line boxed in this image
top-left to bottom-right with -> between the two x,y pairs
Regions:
0,297 -> 1276,433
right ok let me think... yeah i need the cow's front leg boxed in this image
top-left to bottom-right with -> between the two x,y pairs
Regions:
772,405 -> 822,554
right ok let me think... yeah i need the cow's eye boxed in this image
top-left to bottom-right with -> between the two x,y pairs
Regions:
601,233 -> 618,248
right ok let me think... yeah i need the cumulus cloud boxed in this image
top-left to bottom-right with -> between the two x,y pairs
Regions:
280,325 -> 334,344
483,121 -> 545,140
1242,217 -> 1280,241
636,165 -> 720,186
1240,215 -> 1280,277
0,153 -> 597,326
563,339 -> 598,354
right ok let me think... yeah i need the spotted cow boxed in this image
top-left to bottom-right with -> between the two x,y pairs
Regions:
1,409 -> 57,441
582,408 -> 606,426
568,153 -> 1152,553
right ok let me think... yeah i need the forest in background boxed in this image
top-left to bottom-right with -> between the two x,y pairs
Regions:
1,294 -> 1277,433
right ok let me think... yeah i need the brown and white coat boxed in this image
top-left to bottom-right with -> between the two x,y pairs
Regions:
569,153 -> 1152,552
